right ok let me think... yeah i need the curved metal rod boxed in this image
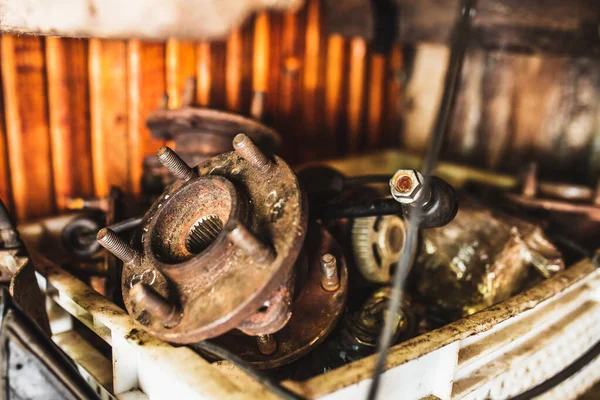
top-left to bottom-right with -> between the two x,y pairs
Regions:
366,0 -> 476,398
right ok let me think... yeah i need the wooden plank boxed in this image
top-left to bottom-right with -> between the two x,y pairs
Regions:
45,37 -> 93,209
366,53 -> 385,150
300,0 -> 323,161
196,42 -> 211,106
0,39 -> 12,213
347,38 -> 367,154
226,29 -> 242,112
253,13 -> 270,95
127,41 -> 166,194
277,10 -> 304,163
324,35 -> 345,137
265,12 -> 283,124
89,39 -> 130,197
1,35 -> 54,220
166,40 -> 196,109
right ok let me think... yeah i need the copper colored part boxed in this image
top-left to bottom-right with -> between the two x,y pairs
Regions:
395,175 -> 413,193
210,225 -> 348,369
122,140 -> 307,343
130,283 -> 181,328
233,133 -> 272,173
506,193 -> 600,222
537,181 -> 593,202
256,334 -> 277,355
156,146 -> 196,182
320,253 -> 339,291
97,228 -> 137,264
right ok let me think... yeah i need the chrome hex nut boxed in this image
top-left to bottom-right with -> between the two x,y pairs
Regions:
389,169 -> 426,205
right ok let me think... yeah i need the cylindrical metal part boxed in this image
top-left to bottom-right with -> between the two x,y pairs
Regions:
256,334 -> 277,355
156,146 -> 196,182
320,254 -> 340,291
130,283 -> 180,326
227,222 -> 275,263
232,133 -> 272,173
96,228 -> 137,264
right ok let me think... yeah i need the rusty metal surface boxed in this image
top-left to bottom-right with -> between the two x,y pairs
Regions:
122,140 -> 307,343
505,163 -> 600,222
143,105 -> 282,193
210,224 -> 348,369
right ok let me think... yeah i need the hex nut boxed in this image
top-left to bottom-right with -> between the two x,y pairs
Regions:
389,169 -> 425,205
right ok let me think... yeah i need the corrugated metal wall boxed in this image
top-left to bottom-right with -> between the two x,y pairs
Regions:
0,0 -> 402,221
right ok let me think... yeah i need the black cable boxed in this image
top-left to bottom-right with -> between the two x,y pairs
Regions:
344,174 -> 392,187
313,198 -> 403,220
366,1 -> 475,399
506,339 -> 600,400
190,341 -> 306,400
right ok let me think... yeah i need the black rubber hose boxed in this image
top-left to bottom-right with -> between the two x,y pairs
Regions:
190,341 -> 306,400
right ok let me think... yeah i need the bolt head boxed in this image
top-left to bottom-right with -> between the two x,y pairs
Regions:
389,169 -> 425,204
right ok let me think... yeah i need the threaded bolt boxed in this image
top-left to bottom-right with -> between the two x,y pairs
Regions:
96,228 -> 137,264
320,254 -> 340,291
233,134 -> 272,173
156,146 -> 196,182
256,334 -> 277,355
130,283 -> 180,327
227,221 -> 275,263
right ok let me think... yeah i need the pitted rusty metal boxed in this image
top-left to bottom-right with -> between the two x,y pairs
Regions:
142,106 -> 282,198
146,107 -> 281,165
122,139 -> 307,344
208,225 -> 348,369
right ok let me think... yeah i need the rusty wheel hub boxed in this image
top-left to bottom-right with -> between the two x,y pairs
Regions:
117,134 -> 307,344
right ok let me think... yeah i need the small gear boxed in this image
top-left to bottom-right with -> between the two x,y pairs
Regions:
352,215 -> 407,283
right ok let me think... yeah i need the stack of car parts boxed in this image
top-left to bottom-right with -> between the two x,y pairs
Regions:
3,108 -> 598,399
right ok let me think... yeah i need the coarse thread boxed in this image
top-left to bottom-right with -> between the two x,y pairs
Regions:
320,253 -> 340,291
156,146 -> 196,181
256,334 -> 277,355
232,134 -> 272,173
130,283 -> 177,323
227,221 -> 275,263
96,228 -> 137,264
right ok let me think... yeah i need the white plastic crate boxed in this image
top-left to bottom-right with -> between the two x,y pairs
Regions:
30,249 -> 600,400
